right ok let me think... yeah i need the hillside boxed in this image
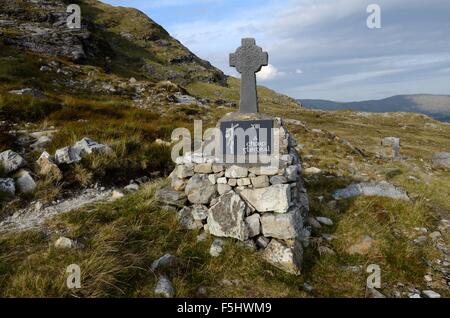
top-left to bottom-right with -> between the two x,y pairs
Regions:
0,0 -> 449,298
299,95 -> 450,122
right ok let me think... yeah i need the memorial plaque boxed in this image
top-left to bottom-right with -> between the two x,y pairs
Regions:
220,119 -> 273,156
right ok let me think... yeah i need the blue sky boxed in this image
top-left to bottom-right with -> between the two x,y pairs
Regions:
102,0 -> 450,101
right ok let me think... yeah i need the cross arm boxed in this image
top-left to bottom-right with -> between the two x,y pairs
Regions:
229,53 -> 236,67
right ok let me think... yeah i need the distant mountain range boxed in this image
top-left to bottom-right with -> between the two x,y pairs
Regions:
298,94 -> 450,122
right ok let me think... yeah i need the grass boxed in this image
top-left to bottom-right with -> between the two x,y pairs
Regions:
0,182 -> 308,297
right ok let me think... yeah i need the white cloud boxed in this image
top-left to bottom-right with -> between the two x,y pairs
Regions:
257,64 -> 285,81
295,69 -> 303,75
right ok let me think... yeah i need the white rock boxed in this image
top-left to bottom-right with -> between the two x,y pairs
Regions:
225,165 -> 248,178
250,175 -> 269,188
110,190 -> 124,201
73,137 -> 112,156
240,184 -> 291,213
154,276 -> 174,298
316,217 -> 333,226
217,183 -> 232,195
304,167 -> 322,175
0,150 -> 26,174
217,177 -> 227,184
14,170 -> 36,194
422,290 -> 441,298
209,239 -> 224,257
208,174 -> 217,185
124,183 -> 139,192
176,164 -> 194,179
194,163 -> 212,174
207,191 -> 248,241
30,135 -> 52,151
54,236 -> 76,249
151,254 -> 178,271
0,178 -> 15,197
55,146 -> 82,164
185,174 -> 216,205
262,239 -> 302,275
177,206 -> 203,230
284,165 -> 300,182
248,166 -> 279,176
191,205 -> 208,221
237,178 -> 251,187
36,151 -> 62,180
260,208 -> 303,240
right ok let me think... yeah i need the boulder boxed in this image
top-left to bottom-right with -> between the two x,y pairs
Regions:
432,152 -> 450,169
54,146 -> 82,164
36,151 -> 62,181
0,150 -> 26,174
240,184 -> 291,213
225,165 -> 248,178
155,187 -> 187,208
260,208 -> 303,240
207,191 -> 249,241
332,181 -> 409,201
14,169 -> 36,194
0,178 -> 15,197
177,206 -> 203,230
262,239 -> 302,275
185,174 -> 216,205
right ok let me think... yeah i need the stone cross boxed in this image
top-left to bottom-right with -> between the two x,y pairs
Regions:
230,38 -> 268,113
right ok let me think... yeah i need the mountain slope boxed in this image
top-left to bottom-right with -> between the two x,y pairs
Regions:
299,95 -> 450,122
0,0 -> 226,85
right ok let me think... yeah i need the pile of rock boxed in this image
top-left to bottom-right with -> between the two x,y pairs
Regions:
156,117 -> 309,275
0,150 -> 35,197
1,137 -> 113,199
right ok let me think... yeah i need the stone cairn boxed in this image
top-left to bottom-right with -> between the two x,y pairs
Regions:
156,39 -> 309,275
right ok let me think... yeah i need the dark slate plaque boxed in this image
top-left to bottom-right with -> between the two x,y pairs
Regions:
220,120 -> 273,157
